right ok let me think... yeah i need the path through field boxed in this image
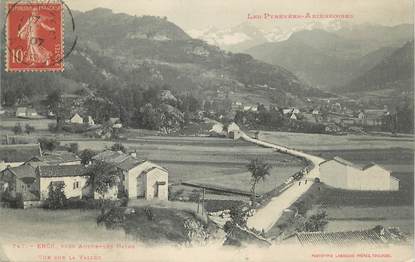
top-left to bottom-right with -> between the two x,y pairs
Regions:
242,132 -> 325,232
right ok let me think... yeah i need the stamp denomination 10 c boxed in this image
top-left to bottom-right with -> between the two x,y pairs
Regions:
6,1 -> 64,72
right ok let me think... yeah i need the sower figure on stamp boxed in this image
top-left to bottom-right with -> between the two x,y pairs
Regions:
17,8 -> 55,66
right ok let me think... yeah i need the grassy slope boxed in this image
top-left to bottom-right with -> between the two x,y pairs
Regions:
0,208 -> 126,243
100,206 -> 213,244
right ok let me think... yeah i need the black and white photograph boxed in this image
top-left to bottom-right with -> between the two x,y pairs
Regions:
0,0 -> 414,261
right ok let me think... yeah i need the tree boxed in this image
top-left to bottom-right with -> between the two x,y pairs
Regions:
247,159 -> 272,206
223,205 -> 249,234
38,137 -> 60,151
25,123 -> 35,134
79,149 -> 96,165
47,182 -> 67,209
13,123 -> 23,134
111,143 -> 127,153
44,90 -> 69,130
303,210 -> 328,232
86,161 -> 120,199
138,103 -> 161,130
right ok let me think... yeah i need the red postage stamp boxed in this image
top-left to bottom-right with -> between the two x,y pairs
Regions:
6,1 -> 64,72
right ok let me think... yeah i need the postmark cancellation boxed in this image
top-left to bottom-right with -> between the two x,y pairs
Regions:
5,0 -> 64,72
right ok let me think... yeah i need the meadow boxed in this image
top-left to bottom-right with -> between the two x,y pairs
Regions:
258,130 -> 414,151
61,136 -> 305,197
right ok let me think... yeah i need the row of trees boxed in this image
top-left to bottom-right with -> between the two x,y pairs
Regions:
234,105 -> 284,130
381,103 -> 414,134
13,123 -> 35,134
42,85 -> 203,133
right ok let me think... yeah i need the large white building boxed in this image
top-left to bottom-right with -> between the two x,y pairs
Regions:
319,157 -> 399,191
92,151 -> 169,200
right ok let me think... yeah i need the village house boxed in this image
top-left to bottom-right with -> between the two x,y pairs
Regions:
37,164 -> 88,200
15,107 -> 39,118
87,116 -> 95,126
289,113 -> 298,120
227,122 -> 241,140
92,151 -> 169,200
319,157 -> 399,191
283,107 -> 300,115
69,113 -> 84,124
15,107 -> 26,117
355,109 -> 389,126
283,226 -> 406,247
0,164 -> 39,202
243,105 -> 258,112
0,144 -> 42,172
231,101 -> 243,112
109,117 -> 123,128
209,123 -> 225,137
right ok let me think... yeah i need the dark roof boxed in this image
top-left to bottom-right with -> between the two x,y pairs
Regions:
37,165 -> 87,177
116,157 -> 142,171
319,157 -> 390,172
28,151 -> 80,165
5,164 -> 36,179
288,226 -> 400,247
364,109 -> 388,119
0,144 -> 42,163
319,156 -> 363,170
92,150 -> 141,171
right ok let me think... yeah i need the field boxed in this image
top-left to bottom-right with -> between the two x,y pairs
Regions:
259,130 -> 414,237
324,206 -> 414,235
0,117 -> 55,130
61,136 -> 305,199
258,131 -> 414,150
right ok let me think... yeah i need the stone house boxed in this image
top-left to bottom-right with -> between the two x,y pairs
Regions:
92,151 -> 169,200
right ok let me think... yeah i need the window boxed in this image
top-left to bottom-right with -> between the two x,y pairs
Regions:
73,181 -> 79,189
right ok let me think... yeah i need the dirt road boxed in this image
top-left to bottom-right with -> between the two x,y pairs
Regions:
242,132 -> 325,232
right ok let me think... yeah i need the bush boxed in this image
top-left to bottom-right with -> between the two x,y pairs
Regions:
13,123 -> 23,134
97,207 -> 126,229
204,200 -> 245,213
303,210 -> 328,232
62,123 -> 91,133
79,149 -> 96,165
168,188 -> 184,201
48,123 -> 57,132
38,137 -> 60,151
69,143 -> 79,154
111,143 -> 127,153
25,123 -> 35,134
188,189 -> 201,202
47,183 -> 67,209
65,198 -> 125,210
1,191 -> 23,208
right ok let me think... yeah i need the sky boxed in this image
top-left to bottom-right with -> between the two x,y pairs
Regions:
65,0 -> 414,31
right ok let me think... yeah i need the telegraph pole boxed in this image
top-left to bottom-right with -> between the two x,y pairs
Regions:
201,188 -> 205,215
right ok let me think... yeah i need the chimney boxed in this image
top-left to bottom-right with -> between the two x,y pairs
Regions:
130,150 -> 137,158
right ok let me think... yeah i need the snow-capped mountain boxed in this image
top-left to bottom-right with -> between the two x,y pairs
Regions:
187,20 -> 354,52
188,22 -> 268,52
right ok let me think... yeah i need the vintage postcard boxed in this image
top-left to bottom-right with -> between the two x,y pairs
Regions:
0,0 -> 414,261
